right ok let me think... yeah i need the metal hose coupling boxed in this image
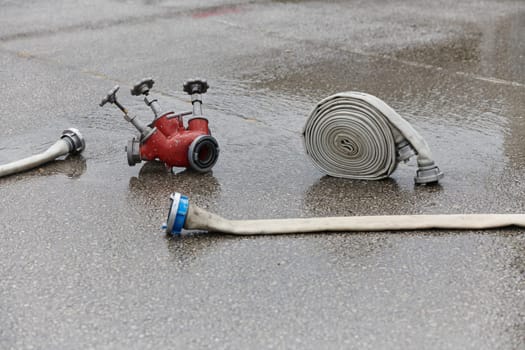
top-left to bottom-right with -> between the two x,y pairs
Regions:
163,193 -> 190,235
303,92 -> 443,184
163,192 -> 525,236
61,128 -> 86,154
188,135 -> 220,173
125,137 -> 142,166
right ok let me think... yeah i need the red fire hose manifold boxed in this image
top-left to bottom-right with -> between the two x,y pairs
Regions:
100,78 -> 219,172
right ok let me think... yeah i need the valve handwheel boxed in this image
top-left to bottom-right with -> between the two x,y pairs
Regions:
183,78 -> 209,95
131,78 -> 155,96
99,85 -> 120,107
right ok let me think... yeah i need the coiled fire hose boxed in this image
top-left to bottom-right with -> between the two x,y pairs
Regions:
303,92 -> 443,184
0,128 -> 85,178
164,193 -> 525,235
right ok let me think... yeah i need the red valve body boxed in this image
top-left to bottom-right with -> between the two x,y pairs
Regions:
140,112 -> 212,168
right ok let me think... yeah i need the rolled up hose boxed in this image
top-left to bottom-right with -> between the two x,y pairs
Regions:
164,193 -> 525,235
0,128 -> 85,178
303,92 -> 443,184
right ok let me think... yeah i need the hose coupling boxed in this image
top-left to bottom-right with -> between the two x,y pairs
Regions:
125,137 -> 142,166
61,128 -> 86,154
415,162 -> 444,184
187,135 -> 220,173
396,139 -> 416,163
163,192 -> 189,235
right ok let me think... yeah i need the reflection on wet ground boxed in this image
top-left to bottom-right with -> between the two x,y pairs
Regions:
392,12 -> 525,85
128,161 -> 221,201
303,175 -> 443,216
125,161 -> 222,230
393,34 -> 482,70
26,155 -> 87,178
0,155 -> 87,181
166,231 -> 224,265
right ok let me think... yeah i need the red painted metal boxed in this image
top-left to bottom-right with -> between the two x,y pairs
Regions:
139,112 -> 212,168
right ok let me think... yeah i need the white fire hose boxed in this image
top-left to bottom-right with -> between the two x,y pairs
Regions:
0,128 -> 85,178
303,92 -> 443,184
164,193 -> 525,235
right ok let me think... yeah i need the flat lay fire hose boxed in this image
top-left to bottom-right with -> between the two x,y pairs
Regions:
164,193 -> 525,235
303,92 -> 443,184
0,128 -> 85,178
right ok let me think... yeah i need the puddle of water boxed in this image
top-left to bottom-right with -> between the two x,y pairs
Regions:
391,12 -> 525,85
127,161 -> 222,203
393,33 -> 482,73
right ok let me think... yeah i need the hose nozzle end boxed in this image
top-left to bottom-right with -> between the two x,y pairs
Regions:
166,193 -> 189,235
61,128 -> 86,154
415,163 -> 444,185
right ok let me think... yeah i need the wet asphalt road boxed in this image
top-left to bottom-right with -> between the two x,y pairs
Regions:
1,0 -> 525,349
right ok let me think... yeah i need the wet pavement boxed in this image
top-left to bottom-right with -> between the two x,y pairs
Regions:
1,0 -> 524,348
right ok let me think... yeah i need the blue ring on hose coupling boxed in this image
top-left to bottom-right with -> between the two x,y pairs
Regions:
166,193 -> 189,235
174,195 -> 189,234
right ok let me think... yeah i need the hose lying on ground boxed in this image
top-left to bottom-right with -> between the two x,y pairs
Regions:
303,92 -> 443,184
164,193 -> 525,235
0,128 -> 85,178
